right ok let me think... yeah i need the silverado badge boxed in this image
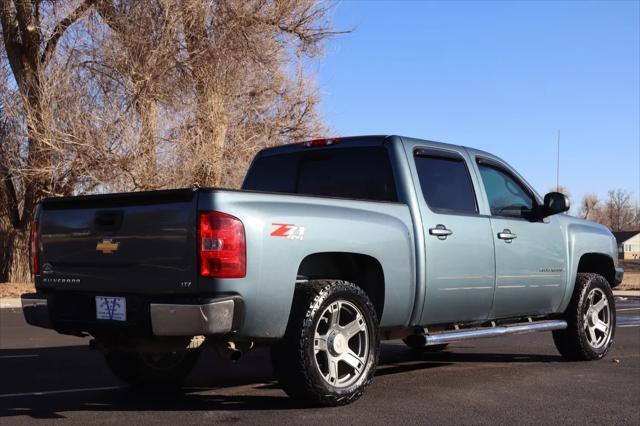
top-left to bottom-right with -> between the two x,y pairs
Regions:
96,238 -> 120,254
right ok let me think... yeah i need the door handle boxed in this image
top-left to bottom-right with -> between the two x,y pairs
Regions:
429,224 -> 453,240
497,229 -> 517,242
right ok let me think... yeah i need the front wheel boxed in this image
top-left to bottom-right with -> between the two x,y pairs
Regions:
553,273 -> 615,361
271,280 -> 379,406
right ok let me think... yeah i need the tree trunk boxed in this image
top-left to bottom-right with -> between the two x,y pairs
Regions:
0,226 -> 30,283
192,94 -> 228,187
180,4 -> 229,187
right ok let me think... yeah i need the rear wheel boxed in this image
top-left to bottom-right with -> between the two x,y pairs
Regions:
553,273 -> 615,361
271,280 -> 379,406
104,348 -> 200,389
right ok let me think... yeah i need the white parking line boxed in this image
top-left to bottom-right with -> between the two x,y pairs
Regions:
617,308 -> 640,312
0,386 -> 121,398
0,354 -> 39,359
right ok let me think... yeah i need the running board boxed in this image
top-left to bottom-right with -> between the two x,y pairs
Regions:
424,319 -> 567,345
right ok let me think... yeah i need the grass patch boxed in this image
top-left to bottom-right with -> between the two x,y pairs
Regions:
617,272 -> 640,291
620,260 -> 640,273
0,282 -> 35,298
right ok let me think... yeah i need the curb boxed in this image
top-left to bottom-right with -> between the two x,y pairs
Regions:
0,298 -> 21,309
613,290 -> 640,297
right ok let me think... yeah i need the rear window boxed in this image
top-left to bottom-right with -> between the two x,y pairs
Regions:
242,147 -> 398,202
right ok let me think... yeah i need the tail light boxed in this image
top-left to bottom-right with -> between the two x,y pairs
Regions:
30,218 -> 39,275
299,138 -> 340,148
198,211 -> 246,278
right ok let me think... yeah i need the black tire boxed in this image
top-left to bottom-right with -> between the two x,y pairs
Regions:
271,280 -> 379,406
552,273 -> 616,361
402,334 -> 449,352
104,348 -> 200,389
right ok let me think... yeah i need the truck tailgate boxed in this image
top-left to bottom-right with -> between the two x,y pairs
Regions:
37,188 -> 199,294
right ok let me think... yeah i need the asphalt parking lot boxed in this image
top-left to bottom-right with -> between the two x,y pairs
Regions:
1,298 -> 639,425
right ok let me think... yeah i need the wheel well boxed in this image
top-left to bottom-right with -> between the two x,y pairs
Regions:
297,252 -> 385,319
577,253 -> 615,285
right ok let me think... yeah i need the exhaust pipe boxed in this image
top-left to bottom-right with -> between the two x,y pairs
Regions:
215,341 -> 254,362
425,319 -> 567,346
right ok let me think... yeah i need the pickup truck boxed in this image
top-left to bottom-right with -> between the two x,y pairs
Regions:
22,135 -> 624,406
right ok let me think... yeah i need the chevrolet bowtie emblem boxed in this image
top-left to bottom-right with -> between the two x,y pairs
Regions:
96,239 -> 120,254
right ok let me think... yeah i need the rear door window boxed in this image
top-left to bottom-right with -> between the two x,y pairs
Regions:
414,151 -> 478,214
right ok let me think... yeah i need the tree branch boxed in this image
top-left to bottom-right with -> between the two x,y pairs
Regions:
41,0 -> 94,67
94,0 -> 127,35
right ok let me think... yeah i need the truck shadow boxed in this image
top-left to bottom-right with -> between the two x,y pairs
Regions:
0,342 -> 563,419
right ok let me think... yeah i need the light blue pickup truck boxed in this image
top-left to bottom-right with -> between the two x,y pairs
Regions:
23,135 -> 623,406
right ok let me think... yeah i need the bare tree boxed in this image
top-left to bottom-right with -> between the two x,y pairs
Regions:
1,0 -> 95,281
84,0 -> 337,189
550,185 -> 570,197
602,189 -> 637,232
1,0 -> 340,282
579,193 -> 600,220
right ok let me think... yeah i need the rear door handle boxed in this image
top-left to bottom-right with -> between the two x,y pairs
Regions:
429,224 -> 453,240
497,229 -> 517,242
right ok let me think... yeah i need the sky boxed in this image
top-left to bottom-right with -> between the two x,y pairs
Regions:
316,0 -> 640,211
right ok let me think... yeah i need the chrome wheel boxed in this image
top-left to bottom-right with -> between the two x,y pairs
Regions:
583,288 -> 612,349
314,300 -> 369,388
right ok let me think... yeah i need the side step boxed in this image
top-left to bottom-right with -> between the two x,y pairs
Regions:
424,319 -> 567,346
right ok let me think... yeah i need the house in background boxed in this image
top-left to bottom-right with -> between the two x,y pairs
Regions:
612,231 -> 640,260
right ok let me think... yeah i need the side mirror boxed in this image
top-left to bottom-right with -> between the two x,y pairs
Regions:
542,192 -> 570,218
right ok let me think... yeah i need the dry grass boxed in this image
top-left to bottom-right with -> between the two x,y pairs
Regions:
0,282 -> 35,299
617,272 -> 640,291
619,260 -> 640,273
616,261 -> 640,290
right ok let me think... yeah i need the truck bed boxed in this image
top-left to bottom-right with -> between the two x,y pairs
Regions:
34,187 -> 416,338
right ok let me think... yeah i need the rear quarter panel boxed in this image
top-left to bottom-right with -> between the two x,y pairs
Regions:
198,190 -> 416,339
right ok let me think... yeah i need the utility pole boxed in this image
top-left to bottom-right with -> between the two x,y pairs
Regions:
556,129 -> 560,192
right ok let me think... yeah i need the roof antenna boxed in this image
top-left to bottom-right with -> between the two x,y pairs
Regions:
556,129 -> 560,192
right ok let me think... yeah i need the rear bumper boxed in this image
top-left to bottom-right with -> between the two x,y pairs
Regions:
614,267 -> 624,286
150,298 -> 242,336
21,292 -> 243,337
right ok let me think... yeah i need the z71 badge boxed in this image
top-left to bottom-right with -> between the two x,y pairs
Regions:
271,223 -> 305,240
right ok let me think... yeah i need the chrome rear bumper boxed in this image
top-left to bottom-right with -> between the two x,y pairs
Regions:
21,292 -> 243,337
150,297 -> 243,336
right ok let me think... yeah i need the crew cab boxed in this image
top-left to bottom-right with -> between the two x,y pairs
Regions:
22,135 -> 623,406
